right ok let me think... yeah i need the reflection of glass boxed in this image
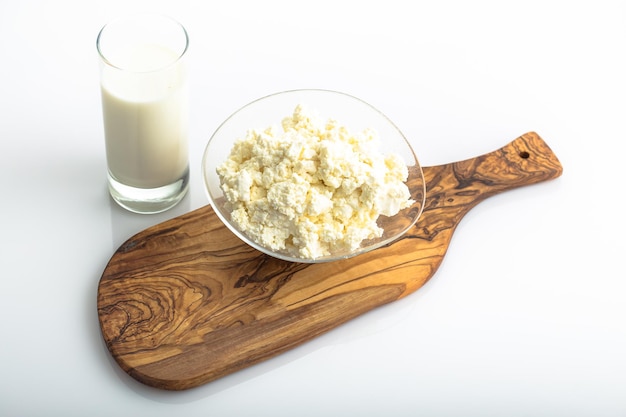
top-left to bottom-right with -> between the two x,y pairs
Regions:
97,14 -> 189,214
108,195 -> 191,252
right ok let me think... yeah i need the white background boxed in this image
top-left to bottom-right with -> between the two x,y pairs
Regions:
1,1 -> 625,416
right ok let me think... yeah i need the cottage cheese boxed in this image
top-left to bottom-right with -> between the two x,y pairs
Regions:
217,105 -> 414,259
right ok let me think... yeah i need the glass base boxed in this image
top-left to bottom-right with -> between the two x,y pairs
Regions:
107,169 -> 189,214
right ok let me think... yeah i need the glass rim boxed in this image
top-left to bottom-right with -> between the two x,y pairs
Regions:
96,13 -> 189,73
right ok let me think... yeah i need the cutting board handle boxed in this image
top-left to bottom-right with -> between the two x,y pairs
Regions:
421,131 -> 563,212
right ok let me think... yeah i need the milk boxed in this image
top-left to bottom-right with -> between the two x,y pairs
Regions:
100,44 -> 188,189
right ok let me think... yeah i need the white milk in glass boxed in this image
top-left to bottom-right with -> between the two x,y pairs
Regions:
100,44 -> 188,189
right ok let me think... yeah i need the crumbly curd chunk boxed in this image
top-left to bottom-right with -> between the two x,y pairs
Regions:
216,105 -> 414,259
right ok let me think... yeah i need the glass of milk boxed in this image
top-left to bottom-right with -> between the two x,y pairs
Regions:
97,14 -> 189,214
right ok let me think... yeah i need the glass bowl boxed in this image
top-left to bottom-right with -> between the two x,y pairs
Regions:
202,89 -> 425,263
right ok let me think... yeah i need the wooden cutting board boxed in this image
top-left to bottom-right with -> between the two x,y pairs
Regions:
97,131 -> 563,390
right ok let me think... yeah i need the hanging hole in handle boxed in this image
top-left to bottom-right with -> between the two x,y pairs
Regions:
519,151 -> 530,159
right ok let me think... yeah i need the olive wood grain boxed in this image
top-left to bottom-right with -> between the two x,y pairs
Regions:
97,131 -> 563,390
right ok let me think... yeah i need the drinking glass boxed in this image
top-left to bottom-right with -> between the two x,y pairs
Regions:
97,14 -> 189,214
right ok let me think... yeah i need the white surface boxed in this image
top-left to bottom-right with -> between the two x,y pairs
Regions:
1,1 -> 624,416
